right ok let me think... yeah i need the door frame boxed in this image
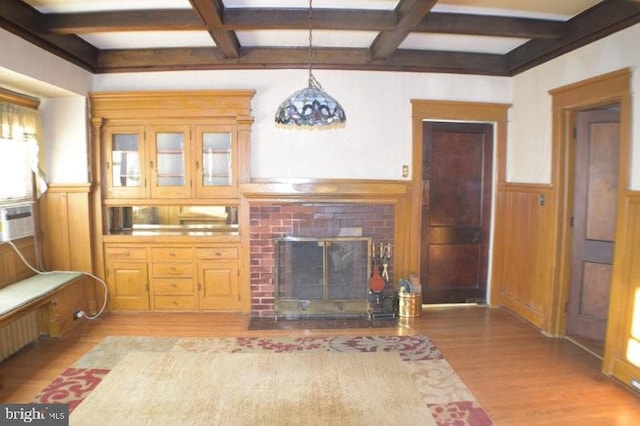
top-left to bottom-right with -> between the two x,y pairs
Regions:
409,101 -> 510,304
548,68 -> 631,341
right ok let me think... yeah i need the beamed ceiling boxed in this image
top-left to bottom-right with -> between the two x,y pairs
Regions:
1,0 -> 640,76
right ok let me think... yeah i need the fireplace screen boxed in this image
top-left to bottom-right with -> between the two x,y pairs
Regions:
275,237 -> 371,317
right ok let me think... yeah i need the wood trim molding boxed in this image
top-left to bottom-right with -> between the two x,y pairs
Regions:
89,90 -> 255,120
498,182 -> 552,193
548,68 -> 631,346
604,191 -> 640,381
46,183 -> 92,193
0,87 -> 40,109
240,179 -> 410,204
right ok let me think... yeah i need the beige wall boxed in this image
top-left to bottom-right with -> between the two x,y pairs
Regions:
509,23 -> 640,188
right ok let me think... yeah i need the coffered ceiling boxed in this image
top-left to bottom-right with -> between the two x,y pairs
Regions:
2,0 -> 640,76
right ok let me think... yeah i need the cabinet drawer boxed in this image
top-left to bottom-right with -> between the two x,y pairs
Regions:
151,247 -> 192,260
105,247 -> 148,260
197,247 -> 238,260
151,278 -> 194,294
152,295 -> 197,310
151,262 -> 193,277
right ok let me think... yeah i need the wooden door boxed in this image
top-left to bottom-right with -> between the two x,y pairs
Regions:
106,261 -> 149,310
198,261 -> 240,310
421,122 -> 493,304
566,108 -> 619,354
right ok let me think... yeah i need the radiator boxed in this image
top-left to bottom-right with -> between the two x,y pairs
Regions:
0,311 -> 39,361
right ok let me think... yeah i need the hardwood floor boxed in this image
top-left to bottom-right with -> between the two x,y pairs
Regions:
1,306 -> 640,425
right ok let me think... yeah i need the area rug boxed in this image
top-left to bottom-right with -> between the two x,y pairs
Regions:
32,335 -> 493,425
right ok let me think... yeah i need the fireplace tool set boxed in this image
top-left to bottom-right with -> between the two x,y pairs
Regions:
369,242 -> 396,318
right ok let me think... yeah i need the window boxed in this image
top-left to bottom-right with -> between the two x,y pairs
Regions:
0,137 -> 32,203
0,95 -> 44,204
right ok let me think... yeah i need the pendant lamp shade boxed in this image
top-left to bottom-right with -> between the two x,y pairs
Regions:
274,0 -> 346,129
275,75 -> 346,128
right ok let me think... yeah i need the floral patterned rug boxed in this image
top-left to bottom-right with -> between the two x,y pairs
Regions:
32,335 -> 493,425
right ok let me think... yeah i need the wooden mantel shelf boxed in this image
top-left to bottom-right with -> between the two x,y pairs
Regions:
239,179 -> 411,203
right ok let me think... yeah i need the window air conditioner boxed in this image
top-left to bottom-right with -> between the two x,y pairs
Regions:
0,203 -> 35,242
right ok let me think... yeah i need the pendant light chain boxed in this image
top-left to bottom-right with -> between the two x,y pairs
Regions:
308,0 -> 319,89
273,0 -> 346,129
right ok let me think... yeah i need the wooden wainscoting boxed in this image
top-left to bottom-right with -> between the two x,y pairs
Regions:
40,184 -> 93,272
491,183 -> 556,331
39,184 -> 98,313
604,191 -> 640,384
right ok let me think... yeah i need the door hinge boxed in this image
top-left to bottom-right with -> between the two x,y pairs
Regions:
573,128 -> 577,140
570,216 -> 574,228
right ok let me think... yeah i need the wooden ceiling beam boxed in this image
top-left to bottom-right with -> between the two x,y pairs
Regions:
189,0 -> 240,58
416,13 -> 565,39
370,0 -> 438,60
43,10 -> 203,33
96,46 -> 508,76
0,0 -> 634,76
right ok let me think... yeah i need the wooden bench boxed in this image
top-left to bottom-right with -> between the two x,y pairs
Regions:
0,238 -> 92,360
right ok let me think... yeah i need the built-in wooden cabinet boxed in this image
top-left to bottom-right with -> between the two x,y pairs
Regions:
197,246 -> 240,310
90,90 -> 254,312
104,243 -> 241,311
104,123 -> 239,200
104,246 -> 149,310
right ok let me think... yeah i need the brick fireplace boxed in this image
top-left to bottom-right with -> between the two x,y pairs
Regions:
249,203 -> 395,317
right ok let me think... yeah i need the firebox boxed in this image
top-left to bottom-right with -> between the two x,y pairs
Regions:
275,237 -> 372,318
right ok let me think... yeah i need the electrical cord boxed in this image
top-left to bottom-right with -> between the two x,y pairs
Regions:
2,239 -> 108,320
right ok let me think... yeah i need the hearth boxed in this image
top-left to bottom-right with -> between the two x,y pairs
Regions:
275,237 -> 371,318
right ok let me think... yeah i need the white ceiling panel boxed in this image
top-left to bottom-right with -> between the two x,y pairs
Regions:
436,0 -> 602,17
222,0 -> 399,10
237,30 -> 378,48
81,31 -> 215,50
24,0 -> 191,13
400,33 -> 528,55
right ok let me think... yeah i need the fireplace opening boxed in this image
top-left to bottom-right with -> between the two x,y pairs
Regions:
275,237 -> 371,318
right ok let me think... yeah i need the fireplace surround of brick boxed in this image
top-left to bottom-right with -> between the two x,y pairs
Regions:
249,203 -> 395,318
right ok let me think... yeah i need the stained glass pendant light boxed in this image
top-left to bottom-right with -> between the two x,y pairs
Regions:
274,0 -> 346,129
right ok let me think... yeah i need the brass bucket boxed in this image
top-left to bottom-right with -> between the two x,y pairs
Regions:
398,293 -> 422,318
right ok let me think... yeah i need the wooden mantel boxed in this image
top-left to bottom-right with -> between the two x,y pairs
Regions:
239,179 -> 410,203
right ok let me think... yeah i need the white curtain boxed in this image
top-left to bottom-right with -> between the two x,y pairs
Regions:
0,102 -> 47,198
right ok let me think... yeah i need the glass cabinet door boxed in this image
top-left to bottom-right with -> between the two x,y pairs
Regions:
149,125 -> 192,198
195,126 -> 237,198
104,126 -> 147,198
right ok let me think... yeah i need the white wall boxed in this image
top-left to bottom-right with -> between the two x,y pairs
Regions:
509,23 -> 640,188
92,70 -> 511,180
40,97 -> 89,183
0,28 -> 92,184
0,29 -> 92,97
